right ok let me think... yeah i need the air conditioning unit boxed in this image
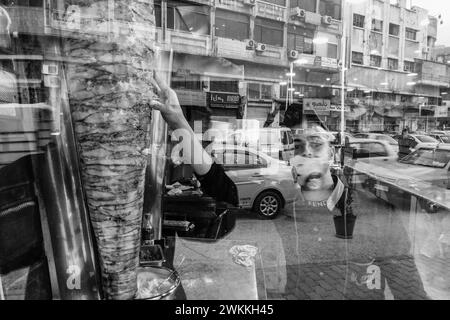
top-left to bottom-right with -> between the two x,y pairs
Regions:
255,43 -> 266,52
322,15 -> 332,25
244,0 -> 256,6
42,63 -> 58,76
291,7 -> 306,19
246,39 -> 256,50
332,89 -> 340,96
422,47 -> 430,54
288,50 -> 299,60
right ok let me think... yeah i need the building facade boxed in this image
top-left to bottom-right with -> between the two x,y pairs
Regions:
341,0 -> 450,132
151,0 -> 343,130
2,0 -> 448,135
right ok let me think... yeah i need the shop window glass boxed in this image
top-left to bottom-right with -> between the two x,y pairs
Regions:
254,18 -> 284,47
290,0 -> 317,12
215,9 -> 249,41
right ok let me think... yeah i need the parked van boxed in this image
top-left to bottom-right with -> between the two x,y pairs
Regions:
227,127 -> 295,161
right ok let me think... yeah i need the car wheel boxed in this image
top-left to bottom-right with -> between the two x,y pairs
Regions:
253,191 -> 282,219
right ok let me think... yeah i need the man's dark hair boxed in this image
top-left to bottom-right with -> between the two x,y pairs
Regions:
402,128 -> 408,134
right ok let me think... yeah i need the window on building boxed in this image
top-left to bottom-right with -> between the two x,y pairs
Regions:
171,73 -> 202,91
352,51 -> 364,65
389,23 -> 400,36
405,28 -> 417,41
371,19 -> 383,32
248,83 -> 273,100
263,0 -> 286,6
167,4 -> 210,35
2,0 -> 43,6
215,9 -> 249,41
155,1 -> 161,28
287,26 -> 314,54
254,17 -> 284,47
353,14 -> 365,28
370,55 -> 381,67
319,0 -> 341,20
404,60 -> 415,72
290,0 -> 317,12
388,58 -> 398,70
210,79 -> 239,93
327,43 -> 338,59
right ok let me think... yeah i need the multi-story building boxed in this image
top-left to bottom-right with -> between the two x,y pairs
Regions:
152,0 -> 343,130
341,0 -> 449,132
2,0 -> 448,135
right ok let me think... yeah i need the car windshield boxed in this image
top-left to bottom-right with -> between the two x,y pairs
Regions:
400,148 -> 450,168
415,135 -> 438,143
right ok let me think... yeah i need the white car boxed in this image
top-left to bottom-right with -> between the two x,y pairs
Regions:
343,139 -> 397,186
210,145 -> 299,219
353,133 -> 399,154
344,139 -> 397,162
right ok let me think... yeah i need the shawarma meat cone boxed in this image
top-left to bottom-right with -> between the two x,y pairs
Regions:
62,0 -> 156,299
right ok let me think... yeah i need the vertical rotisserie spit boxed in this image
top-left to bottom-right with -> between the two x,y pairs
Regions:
62,0 -> 156,299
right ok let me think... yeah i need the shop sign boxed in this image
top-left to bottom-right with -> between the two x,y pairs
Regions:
314,56 -> 322,66
208,92 -> 241,108
434,105 -> 448,118
321,57 -> 338,69
304,98 -> 331,114
296,54 -> 316,65
330,105 -> 350,112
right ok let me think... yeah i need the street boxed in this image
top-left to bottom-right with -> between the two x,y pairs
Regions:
225,187 -> 450,300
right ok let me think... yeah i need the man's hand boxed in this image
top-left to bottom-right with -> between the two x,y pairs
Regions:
149,72 -> 189,131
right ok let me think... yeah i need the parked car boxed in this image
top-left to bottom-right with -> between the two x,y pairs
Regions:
350,144 -> 450,213
343,139 -> 397,186
430,130 -> 450,136
353,133 -> 399,154
210,145 -> 298,219
225,127 -> 295,162
392,134 -> 439,156
344,139 -> 397,162
428,133 -> 450,144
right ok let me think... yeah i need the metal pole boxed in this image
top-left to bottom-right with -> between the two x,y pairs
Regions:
340,0 -> 347,146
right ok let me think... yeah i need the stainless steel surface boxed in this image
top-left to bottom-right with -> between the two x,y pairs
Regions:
144,49 -> 172,242
31,41 -> 102,300
135,266 -> 181,300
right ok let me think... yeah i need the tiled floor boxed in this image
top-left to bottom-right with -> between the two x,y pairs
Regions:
229,187 -> 450,300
